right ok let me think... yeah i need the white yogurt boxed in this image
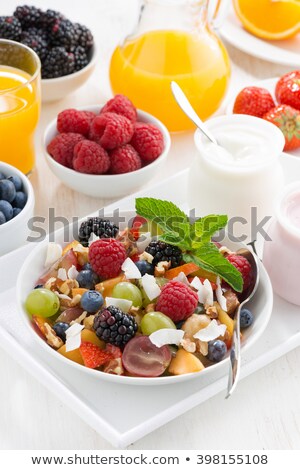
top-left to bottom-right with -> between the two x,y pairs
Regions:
188,115 -> 285,240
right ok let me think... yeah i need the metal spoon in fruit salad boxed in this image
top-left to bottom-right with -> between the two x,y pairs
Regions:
226,248 -> 260,398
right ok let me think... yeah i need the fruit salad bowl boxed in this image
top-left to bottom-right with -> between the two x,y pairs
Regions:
43,105 -> 170,198
16,204 -> 273,386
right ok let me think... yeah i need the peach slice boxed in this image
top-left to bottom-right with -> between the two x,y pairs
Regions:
168,349 -> 205,375
57,330 -> 105,365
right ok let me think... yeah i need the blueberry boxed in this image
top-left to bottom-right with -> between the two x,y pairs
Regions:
0,180 -> 16,203
13,207 -> 22,218
53,322 -> 70,342
207,340 -> 227,362
0,200 -> 13,221
0,172 -> 5,180
7,175 -> 23,191
80,290 -> 104,313
77,269 -> 99,289
82,263 -> 92,271
240,308 -> 254,329
12,191 -> 27,209
135,260 -> 154,276
0,211 -> 6,225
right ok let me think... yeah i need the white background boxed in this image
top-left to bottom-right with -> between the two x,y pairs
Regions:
1,0 -> 300,450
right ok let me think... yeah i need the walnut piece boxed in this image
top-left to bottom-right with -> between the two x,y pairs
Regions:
83,315 -> 95,330
44,277 -> 57,291
224,290 -> 240,317
139,251 -> 154,264
181,337 -> 196,353
154,261 -> 171,277
59,279 -> 79,296
206,304 -> 218,319
44,323 -> 63,349
103,358 -> 124,375
197,340 -> 208,356
219,245 -> 233,256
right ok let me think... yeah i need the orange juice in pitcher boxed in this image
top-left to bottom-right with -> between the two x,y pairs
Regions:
110,0 -> 230,132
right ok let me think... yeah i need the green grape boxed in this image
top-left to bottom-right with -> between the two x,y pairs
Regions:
141,311 -> 176,335
25,288 -> 60,318
112,282 -> 143,308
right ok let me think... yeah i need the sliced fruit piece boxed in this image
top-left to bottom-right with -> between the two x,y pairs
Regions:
122,336 -> 171,377
79,341 -> 113,368
189,266 -> 217,283
59,249 -> 80,271
62,240 -> 80,255
95,275 -> 126,297
32,315 -> 51,339
57,329 -> 105,365
71,288 -> 88,297
81,329 -> 105,348
57,344 -> 84,365
233,0 -> 300,40
164,262 -> 199,280
56,306 -> 84,323
216,305 -> 234,338
168,349 -> 205,375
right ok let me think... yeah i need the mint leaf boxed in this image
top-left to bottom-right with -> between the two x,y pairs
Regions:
136,198 -> 190,247
184,242 -> 243,292
191,214 -> 228,248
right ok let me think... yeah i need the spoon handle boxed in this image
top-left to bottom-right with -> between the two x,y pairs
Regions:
170,81 -> 218,145
226,303 -> 241,398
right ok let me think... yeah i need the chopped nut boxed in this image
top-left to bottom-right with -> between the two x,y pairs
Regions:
206,304 -> 218,319
44,323 -> 64,349
116,228 -> 137,257
181,314 -> 211,341
224,290 -> 240,317
197,340 -> 208,356
70,294 -> 82,307
181,337 -> 196,353
70,311 -> 87,326
219,245 -> 233,256
103,358 -> 124,375
83,314 -> 95,330
59,279 -> 79,296
154,261 -> 171,277
139,251 -> 154,264
44,277 -> 57,291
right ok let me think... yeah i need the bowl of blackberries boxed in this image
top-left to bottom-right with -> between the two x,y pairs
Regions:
0,5 -> 96,102
0,162 -> 35,256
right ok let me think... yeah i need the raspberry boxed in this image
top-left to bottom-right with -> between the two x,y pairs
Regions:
226,254 -> 253,292
57,109 -> 91,136
89,112 -> 134,150
73,140 -> 110,174
156,280 -> 198,323
101,94 -> 137,123
89,238 -> 127,279
130,122 -> 164,162
47,133 -> 84,168
110,144 -> 141,174
83,111 -> 96,123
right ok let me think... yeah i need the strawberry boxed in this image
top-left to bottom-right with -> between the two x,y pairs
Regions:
79,341 -> 113,369
275,71 -> 300,111
233,86 -> 275,118
263,105 -> 300,151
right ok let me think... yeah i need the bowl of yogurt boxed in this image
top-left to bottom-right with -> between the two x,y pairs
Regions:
189,114 -> 285,240
263,182 -> 300,306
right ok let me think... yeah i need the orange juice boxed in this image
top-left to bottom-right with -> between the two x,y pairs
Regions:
110,29 -> 230,132
0,65 -> 40,174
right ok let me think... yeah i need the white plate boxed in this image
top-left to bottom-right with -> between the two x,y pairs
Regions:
226,77 -> 300,159
17,209 -> 273,386
220,4 -> 300,68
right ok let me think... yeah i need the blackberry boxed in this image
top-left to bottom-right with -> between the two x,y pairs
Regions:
21,34 -> 48,62
145,240 -> 182,268
93,306 -> 137,347
14,5 -> 43,28
50,19 -> 78,49
71,45 -> 89,71
74,23 -> 94,50
22,27 -> 48,41
78,218 -> 119,247
42,47 -> 75,78
40,9 -> 65,28
0,16 -> 22,41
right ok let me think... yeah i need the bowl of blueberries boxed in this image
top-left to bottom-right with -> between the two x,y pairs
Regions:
0,5 -> 96,102
0,162 -> 35,256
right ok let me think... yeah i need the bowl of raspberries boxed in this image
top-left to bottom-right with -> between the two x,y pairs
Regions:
44,94 -> 171,198
0,5 -> 96,102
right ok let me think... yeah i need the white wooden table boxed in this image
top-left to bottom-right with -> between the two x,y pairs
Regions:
1,0 -> 299,450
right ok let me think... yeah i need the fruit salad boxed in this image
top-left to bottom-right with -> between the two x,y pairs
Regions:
47,95 -> 165,175
24,198 -> 255,378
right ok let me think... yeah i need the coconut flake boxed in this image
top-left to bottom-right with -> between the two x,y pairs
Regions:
149,328 -> 184,347
190,276 -> 206,304
105,297 -> 132,313
57,268 -> 67,281
68,265 -> 79,280
122,257 -> 142,279
136,232 -> 152,253
65,323 -> 84,352
44,243 -> 62,268
89,233 -> 100,244
203,279 -> 214,307
193,319 -> 226,342
54,291 -> 71,301
216,276 -> 227,312
141,274 -> 161,301
173,271 -> 189,286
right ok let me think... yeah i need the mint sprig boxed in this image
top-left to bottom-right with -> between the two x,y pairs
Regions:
135,197 -> 243,292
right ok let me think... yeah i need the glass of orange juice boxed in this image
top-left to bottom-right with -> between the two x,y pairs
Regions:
110,0 -> 231,132
0,39 -> 41,174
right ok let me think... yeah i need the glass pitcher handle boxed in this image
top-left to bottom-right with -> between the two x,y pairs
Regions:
208,0 -> 230,29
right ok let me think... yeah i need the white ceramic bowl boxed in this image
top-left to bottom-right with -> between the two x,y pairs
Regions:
17,210 -> 273,386
43,106 -> 171,198
0,162 -> 35,257
41,45 -> 97,103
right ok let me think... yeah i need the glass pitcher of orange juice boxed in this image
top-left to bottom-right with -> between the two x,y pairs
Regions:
110,0 -> 230,132
0,39 -> 41,174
